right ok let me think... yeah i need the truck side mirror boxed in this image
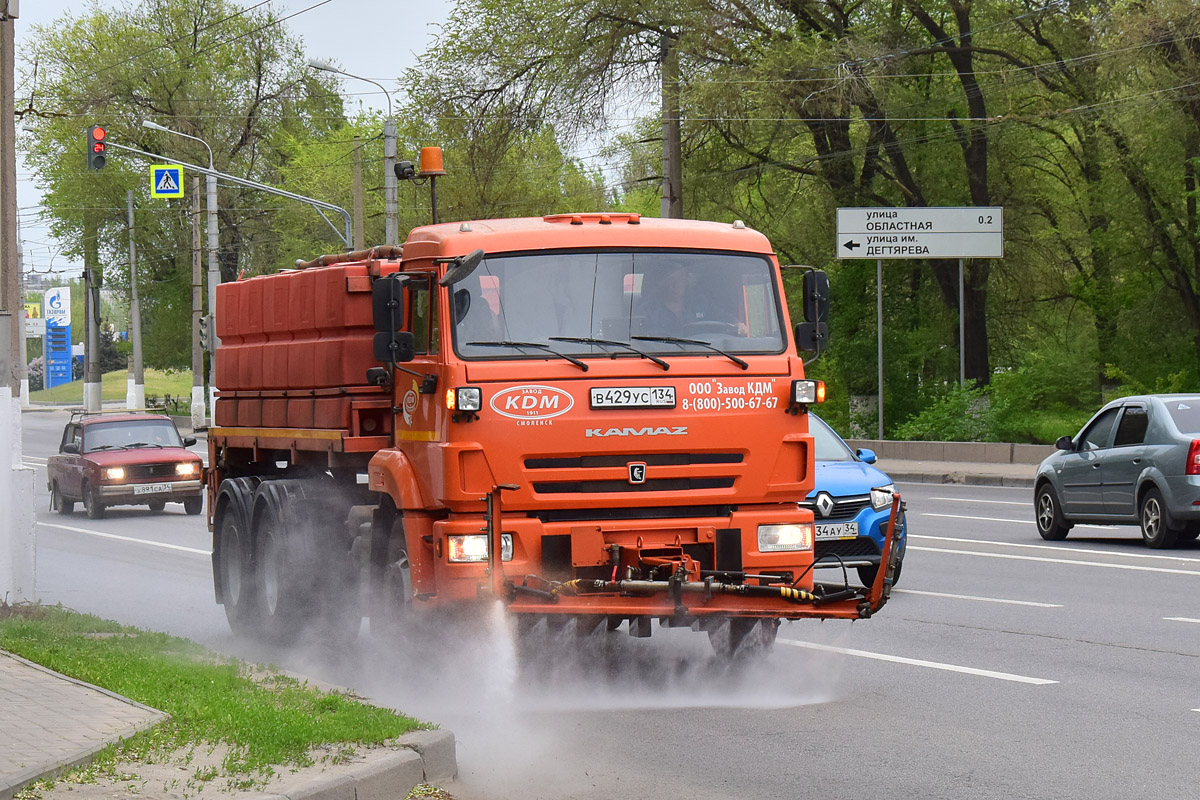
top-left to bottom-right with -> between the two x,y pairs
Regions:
372,273 -> 416,364
62,442 -> 80,455
795,321 -> 828,354
802,269 -> 829,323
372,273 -> 409,332
373,330 -> 416,363
795,269 -> 830,357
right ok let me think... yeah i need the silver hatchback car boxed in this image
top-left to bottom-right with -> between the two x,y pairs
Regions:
1034,394 -> 1200,548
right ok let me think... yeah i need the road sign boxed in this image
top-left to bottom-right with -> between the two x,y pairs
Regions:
836,206 -> 1003,259
44,286 -> 70,326
150,164 -> 184,198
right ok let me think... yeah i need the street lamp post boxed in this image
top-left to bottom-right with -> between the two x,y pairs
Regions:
307,59 -> 398,246
142,120 -> 217,429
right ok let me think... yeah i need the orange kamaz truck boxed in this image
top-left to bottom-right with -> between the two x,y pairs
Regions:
206,213 -> 900,656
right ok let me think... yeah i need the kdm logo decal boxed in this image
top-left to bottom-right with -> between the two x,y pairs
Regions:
490,385 -> 574,420
402,380 -> 419,426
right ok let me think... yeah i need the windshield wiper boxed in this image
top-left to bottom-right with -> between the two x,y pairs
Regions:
122,441 -> 162,449
466,340 -> 589,372
549,336 -> 670,370
632,335 -> 749,370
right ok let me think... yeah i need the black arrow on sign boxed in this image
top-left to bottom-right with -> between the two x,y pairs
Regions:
843,240 -> 861,251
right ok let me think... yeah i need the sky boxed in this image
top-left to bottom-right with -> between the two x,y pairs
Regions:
14,0 -> 456,280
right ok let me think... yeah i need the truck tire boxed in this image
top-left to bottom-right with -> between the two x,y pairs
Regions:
253,479 -> 360,645
706,617 -> 778,661
369,517 -> 412,641
214,477 -> 262,637
1140,487 -> 1180,549
50,482 -> 74,515
82,481 -> 105,520
147,500 -> 166,513
183,495 -> 203,515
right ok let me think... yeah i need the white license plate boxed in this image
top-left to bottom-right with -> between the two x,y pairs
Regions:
133,483 -> 171,495
815,522 -> 859,540
590,386 -> 676,408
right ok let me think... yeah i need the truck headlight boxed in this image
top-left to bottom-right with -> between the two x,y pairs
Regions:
446,386 -> 482,412
447,533 -> 513,562
870,484 -> 895,511
103,467 -> 125,481
757,523 -> 813,552
176,462 -> 198,476
791,379 -> 826,404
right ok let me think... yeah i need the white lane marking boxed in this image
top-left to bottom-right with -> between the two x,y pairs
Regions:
910,546 -> 1200,576
921,513 -> 1119,532
37,521 -> 210,556
778,639 -> 1057,685
894,588 -> 1061,607
913,530 -> 1200,564
1164,617 -> 1200,624
23,456 -> 48,464
929,496 -> 1030,506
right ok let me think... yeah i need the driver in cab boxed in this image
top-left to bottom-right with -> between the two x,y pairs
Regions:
640,264 -> 744,336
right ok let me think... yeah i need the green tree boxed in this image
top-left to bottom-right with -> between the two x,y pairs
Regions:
20,0 -> 344,367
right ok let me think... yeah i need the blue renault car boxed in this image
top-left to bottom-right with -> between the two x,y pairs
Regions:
801,414 -> 908,586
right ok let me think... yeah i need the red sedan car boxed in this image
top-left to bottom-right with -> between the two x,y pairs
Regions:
47,410 -> 204,519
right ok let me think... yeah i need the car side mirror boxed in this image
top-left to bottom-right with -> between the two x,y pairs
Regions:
1055,435 -> 1074,451
183,436 -> 197,447
856,448 -> 877,464
62,443 -> 80,455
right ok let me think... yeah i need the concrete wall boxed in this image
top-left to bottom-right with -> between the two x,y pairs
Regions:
846,438 -> 1055,464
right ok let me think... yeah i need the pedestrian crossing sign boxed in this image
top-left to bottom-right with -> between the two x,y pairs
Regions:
150,165 -> 184,198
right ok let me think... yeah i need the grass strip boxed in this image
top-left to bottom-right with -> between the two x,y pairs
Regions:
0,603 -> 425,779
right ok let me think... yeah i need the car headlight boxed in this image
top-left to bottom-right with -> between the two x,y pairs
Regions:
176,462 -> 198,476
103,467 -> 125,481
757,523 -> 813,552
447,533 -> 513,562
870,484 -> 896,511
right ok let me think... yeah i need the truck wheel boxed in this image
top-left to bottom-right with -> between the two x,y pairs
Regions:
147,500 -> 166,513
369,517 -> 412,641
253,479 -> 359,645
183,495 -> 203,515
51,482 -> 74,515
1035,484 -> 1071,541
1140,487 -> 1180,549
214,477 -> 262,637
706,618 -> 778,661
82,482 -> 105,520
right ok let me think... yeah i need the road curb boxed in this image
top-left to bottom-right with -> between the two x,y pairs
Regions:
246,731 -> 456,800
890,470 -> 1034,489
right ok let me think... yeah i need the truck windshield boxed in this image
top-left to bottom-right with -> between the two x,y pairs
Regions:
450,250 -> 786,359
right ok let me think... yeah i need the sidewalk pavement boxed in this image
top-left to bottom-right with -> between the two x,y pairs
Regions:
876,457 -> 1036,489
0,649 -> 456,800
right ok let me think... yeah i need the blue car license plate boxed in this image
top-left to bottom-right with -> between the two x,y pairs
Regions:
815,522 -> 859,540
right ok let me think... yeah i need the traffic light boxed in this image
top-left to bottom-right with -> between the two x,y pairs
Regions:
87,125 -> 107,170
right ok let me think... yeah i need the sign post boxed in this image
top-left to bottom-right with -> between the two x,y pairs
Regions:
836,207 -> 1004,438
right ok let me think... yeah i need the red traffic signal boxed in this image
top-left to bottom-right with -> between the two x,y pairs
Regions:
87,125 -> 107,170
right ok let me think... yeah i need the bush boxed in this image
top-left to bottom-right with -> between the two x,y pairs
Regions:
892,384 -> 993,442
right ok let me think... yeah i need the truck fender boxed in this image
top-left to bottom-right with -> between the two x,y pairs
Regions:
369,449 -> 431,510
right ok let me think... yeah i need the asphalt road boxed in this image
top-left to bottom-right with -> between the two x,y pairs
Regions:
19,409 -> 1200,800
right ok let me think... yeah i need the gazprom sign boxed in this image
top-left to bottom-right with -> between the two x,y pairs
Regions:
44,286 -> 70,326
